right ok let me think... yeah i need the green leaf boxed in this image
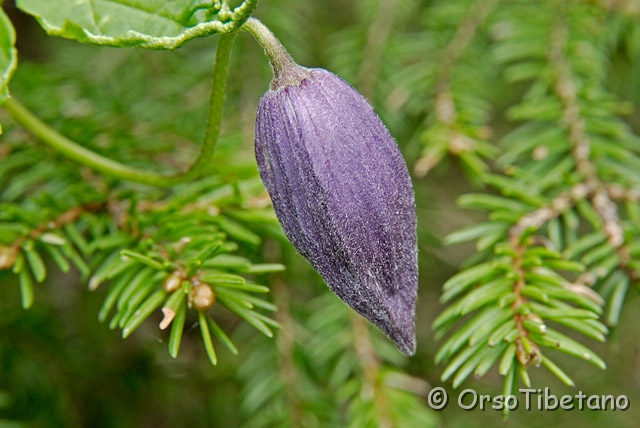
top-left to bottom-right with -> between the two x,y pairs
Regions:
23,247 -> 46,283
17,0 -> 257,49
216,288 -> 254,309
501,363 -> 517,420
518,364 -> 531,388
116,267 -> 156,311
18,268 -> 34,309
520,285 -> 549,303
207,317 -> 238,355
200,272 -> 246,285
444,221 -> 509,245
118,275 -> 162,328
244,263 -> 285,274
199,311 -> 218,366
0,223 -> 28,244
98,268 -> 138,322
456,278 -> 513,315
217,288 -> 276,311
581,243 -> 615,266
63,223 -> 91,255
528,302 -> 598,320
481,175 -> 547,206
549,317 -> 607,342
474,341 -> 508,377
214,280 -> 269,293
575,199 -> 603,229
544,260 -> 585,272
168,301 -> 187,358
163,288 -> 187,314
120,249 -> 166,271
122,289 -> 167,338
458,151 -> 490,177
42,244 -> 70,273
498,343 -> 516,376
89,250 -> 136,291
534,329 -> 606,370
563,232 -> 607,259
522,319 -> 546,335
606,273 -> 629,327
441,261 -> 498,303
452,345 -> 496,388
204,254 -> 252,270
61,243 -> 91,278
534,282 -> 603,313
11,252 -> 24,274
541,355 -> 575,388
214,215 -> 261,246
457,193 -> 533,213
441,345 -> 477,383
436,306 -> 507,364
88,232 -> 133,253
488,320 -> 516,347
0,8 -> 17,105
432,303 -> 463,335
222,300 -> 277,337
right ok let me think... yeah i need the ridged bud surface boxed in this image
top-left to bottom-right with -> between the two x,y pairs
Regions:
255,66 -> 418,355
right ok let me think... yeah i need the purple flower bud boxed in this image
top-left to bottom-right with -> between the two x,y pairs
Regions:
254,66 -> 418,355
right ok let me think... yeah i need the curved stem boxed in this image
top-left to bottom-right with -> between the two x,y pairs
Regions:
242,18 -> 309,88
2,33 -> 236,187
3,97 -> 175,186
242,18 -> 296,77
184,33 -> 236,180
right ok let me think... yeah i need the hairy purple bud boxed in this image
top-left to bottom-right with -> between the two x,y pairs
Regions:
254,65 -> 418,355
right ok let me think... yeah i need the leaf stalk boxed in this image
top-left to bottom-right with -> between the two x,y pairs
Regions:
2,33 -> 236,187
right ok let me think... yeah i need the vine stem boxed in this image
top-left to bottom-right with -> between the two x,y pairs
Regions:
242,18 -> 295,75
2,33 -> 236,187
242,18 -> 310,88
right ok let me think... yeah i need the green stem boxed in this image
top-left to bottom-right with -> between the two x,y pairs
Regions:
2,33 -> 236,187
183,33 -> 236,180
242,18 -> 309,88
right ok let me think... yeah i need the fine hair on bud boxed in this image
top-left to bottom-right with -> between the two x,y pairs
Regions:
254,62 -> 418,355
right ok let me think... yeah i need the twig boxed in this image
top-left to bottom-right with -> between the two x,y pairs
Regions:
415,0 -> 500,176
549,14 -> 627,256
508,237 -> 542,367
0,202 -> 105,270
357,0 -> 397,101
2,34 -> 236,187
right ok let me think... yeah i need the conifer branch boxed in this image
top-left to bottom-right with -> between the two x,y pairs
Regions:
414,0 -> 500,177
550,38 -> 595,179
433,0 -> 635,398
507,241 -> 542,367
0,202 -> 104,270
357,0 -> 397,101
548,12 -> 636,283
435,0 -> 500,123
